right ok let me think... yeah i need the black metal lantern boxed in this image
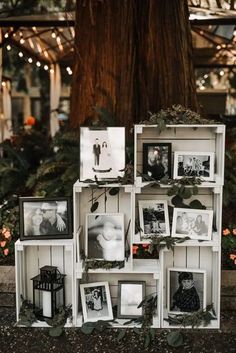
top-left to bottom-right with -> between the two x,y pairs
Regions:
31,265 -> 66,319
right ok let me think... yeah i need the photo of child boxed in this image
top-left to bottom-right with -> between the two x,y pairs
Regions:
168,268 -> 206,315
86,213 -> 125,261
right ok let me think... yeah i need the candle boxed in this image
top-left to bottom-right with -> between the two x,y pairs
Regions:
42,291 -> 52,317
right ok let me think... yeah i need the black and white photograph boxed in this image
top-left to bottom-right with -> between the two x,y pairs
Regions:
80,282 -> 113,322
80,127 -> 125,181
172,208 -> 213,241
167,268 -> 206,315
86,213 -> 125,261
143,143 -> 172,181
117,281 -> 145,319
19,197 -> 72,240
173,151 -> 214,181
139,200 -> 170,240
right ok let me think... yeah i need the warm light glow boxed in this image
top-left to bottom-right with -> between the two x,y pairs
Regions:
222,44 -> 226,48
220,70 -> 224,76
1,81 -> 6,87
20,37 -> 25,44
44,51 -> 49,59
28,58 -> 33,63
18,52 -> 23,57
44,65 -> 49,71
6,45 -> 11,51
51,30 -> 56,38
50,68 -> 54,73
36,61 -> 41,67
203,74 -> 208,79
199,86 -> 205,90
216,45 -> 221,50
4,33 -> 9,38
29,38 -> 35,49
234,30 -> 236,36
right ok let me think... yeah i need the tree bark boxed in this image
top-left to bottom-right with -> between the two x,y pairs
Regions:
70,0 -> 198,129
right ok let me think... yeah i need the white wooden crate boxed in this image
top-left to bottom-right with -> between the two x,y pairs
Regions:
134,124 -> 225,187
74,272 -> 160,328
15,238 -> 74,327
160,247 -> 221,329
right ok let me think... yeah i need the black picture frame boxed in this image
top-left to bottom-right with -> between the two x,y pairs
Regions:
19,197 -> 72,240
142,143 -> 172,181
117,280 -> 145,319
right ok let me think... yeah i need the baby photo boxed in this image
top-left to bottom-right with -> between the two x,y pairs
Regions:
86,213 -> 125,261
167,268 -> 206,315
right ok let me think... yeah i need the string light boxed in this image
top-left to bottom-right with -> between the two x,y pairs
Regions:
1,81 -> 6,87
36,61 -> 41,67
44,65 -> 49,71
66,66 -> 73,75
50,68 -> 54,73
18,52 -> 23,57
6,45 -> 11,51
4,33 -> 9,38
20,37 -> 25,44
220,70 -> 225,76
51,30 -> 56,38
234,30 -> 236,37
28,57 -> 33,63
216,45 -> 221,50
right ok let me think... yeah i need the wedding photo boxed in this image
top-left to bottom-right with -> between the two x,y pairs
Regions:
80,282 -> 113,322
142,143 -> 172,181
80,127 -> 125,181
173,151 -> 214,181
19,197 -> 72,240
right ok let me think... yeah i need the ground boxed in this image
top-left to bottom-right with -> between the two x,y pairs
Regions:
0,308 -> 236,353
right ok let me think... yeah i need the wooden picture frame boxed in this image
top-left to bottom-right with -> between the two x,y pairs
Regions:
19,197 -> 72,240
117,281 -> 146,319
143,143 -> 172,181
80,282 -> 113,322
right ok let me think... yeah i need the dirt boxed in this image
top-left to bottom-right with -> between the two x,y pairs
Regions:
0,308 -> 236,353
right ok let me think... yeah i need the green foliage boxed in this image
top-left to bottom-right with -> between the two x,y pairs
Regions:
149,236 -> 190,254
166,331 -> 184,347
80,320 -> 112,335
46,305 -> 72,337
84,258 -> 125,272
18,296 -> 38,327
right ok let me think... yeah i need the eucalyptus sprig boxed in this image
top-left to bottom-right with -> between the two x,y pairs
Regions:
84,259 -> 125,272
149,236 -> 190,254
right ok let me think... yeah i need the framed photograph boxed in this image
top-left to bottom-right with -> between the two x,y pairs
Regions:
173,151 -> 214,181
19,197 -> 72,240
80,282 -> 113,322
80,127 -> 125,181
143,143 -> 172,181
167,268 -> 207,315
86,213 -> 125,261
171,208 -> 213,241
138,200 -> 170,240
117,281 -> 145,319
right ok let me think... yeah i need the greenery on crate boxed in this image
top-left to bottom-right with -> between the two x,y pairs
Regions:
18,296 -> 38,327
45,305 -> 73,337
80,251 -> 125,273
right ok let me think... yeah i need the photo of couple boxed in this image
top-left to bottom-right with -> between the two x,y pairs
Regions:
21,199 -> 69,238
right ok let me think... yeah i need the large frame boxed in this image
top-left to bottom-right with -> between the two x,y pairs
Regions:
142,143 -> 172,181
80,127 -> 125,181
85,213 -> 125,261
80,282 -> 113,322
173,151 -> 215,181
167,267 -> 207,315
171,208 -> 213,241
19,197 -> 72,240
117,281 -> 146,319
138,200 -> 170,240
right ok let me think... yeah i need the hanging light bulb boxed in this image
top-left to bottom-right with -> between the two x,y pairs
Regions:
6,45 -> 11,51
50,68 -> 54,73
18,51 -> 23,57
4,33 -> 9,38
44,65 -> 49,71
28,57 -> 33,63
36,61 -> 41,67
20,37 -> 25,44
51,29 -> 56,38
1,81 -> 6,87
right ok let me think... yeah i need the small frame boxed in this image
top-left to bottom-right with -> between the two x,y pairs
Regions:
19,197 -> 72,240
173,151 -> 214,181
86,213 -> 125,261
143,143 -> 172,180
167,267 -> 207,315
171,208 -> 213,241
80,127 -> 125,181
139,200 -> 170,240
117,281 -> 146,319
80,282 -> 113,322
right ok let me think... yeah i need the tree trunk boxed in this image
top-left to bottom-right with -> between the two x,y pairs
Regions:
70,0 -> 198,129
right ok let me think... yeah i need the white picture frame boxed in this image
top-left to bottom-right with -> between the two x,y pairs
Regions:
173,151 -> 215,181
171,208 -> 213,241
138,200 -> 170,241
117,281 -> 146,319
167,267 -> 207,315
80,127 -> 125,181
85,213 -> 125,261
80,282 -> 113,322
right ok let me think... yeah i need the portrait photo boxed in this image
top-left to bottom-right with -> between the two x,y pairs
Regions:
86,213 -> 125,261
80,127 -> 125,181
167,268 -> 206,315
172,208 -> 213,241
117,281 -> 145,319
19,197 -> 72,240
80,282 -> 113,322
139,200 -> 170,240
173,151 -> 214,181
143,143 -> 172,181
